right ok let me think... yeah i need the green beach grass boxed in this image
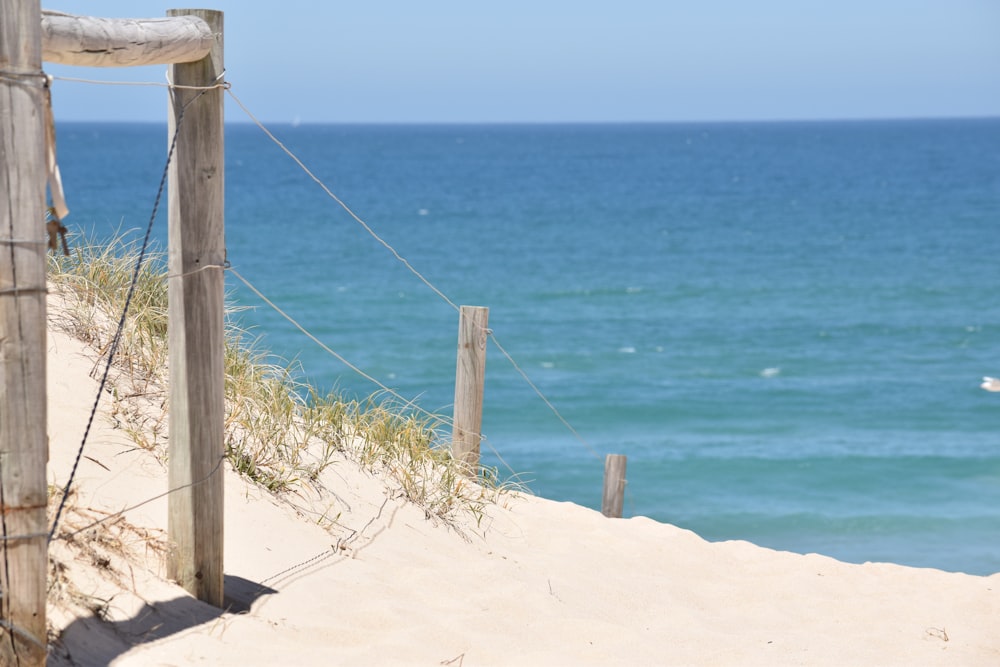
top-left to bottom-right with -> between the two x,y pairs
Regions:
47,230 -> 513,524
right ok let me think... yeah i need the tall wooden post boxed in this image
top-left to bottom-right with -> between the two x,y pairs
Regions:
452,306 -> 489,473
166,8 -> 225,607
602,454 -> 627,518
0,1 -> 49,663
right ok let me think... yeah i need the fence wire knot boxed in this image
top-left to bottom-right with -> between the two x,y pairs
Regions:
0,68 -> 48,87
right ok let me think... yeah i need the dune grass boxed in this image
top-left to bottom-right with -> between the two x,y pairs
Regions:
47,230 -> 513,522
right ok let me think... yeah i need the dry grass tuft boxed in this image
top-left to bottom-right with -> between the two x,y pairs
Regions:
45,484 -> 172,653
45,229 -> 524,658
47,229 -> 518,521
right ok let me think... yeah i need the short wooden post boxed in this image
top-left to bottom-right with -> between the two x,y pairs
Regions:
166,8 -> 226,607
601,454 -> 627,518
452,306 -> 489,473
0,1 -> 49,664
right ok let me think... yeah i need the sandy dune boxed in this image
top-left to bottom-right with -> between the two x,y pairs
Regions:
44,304 -> 999,666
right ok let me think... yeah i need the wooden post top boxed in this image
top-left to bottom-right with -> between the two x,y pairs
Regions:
41,9 -> 214,67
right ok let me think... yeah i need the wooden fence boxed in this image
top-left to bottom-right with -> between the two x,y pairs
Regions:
1,7 -> 222,665
0,7 -> 626,664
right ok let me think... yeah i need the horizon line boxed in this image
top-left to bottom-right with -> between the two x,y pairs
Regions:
54,113 -> 1000,127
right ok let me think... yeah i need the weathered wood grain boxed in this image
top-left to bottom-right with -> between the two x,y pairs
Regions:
41,10 -> 212,67
452,306 -> 489,473
166,8 -> 226,608
0,1 -> 49,664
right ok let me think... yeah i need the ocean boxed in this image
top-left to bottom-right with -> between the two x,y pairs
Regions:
56,118 -> 1000,574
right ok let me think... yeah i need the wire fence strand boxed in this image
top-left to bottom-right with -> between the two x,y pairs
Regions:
227,267 -> 452,429
487,334 -> 603,461
50,72 -> 231,92
52,455 -> 225,543
46,74 -> 602,468
48,80 -> 215,542
39,74 -> 620,545
224,86 -> 605,464
225,88 -> 461,313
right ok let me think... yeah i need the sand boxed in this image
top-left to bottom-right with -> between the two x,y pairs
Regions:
43,295 -> 999,666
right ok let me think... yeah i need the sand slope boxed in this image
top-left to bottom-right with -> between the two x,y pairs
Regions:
44,311 -> 999,666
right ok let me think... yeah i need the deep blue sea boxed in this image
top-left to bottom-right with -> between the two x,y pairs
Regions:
56,118 -> 1000,574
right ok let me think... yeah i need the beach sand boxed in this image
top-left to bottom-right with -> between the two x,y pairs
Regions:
43,294 -> 999,666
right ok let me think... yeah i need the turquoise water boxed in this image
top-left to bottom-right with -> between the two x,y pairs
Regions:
57,119 -> 1000,574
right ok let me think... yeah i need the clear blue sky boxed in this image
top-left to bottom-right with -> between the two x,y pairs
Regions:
43,0 -> 1000,124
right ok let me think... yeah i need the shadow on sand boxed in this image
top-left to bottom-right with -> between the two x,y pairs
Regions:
48,575 -> 277,666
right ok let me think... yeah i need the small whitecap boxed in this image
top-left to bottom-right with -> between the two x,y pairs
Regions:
760,367 -> 781,378
654,346 -> 664,353
417,208 -> 429,216
541,361 -> 555,369
625,286 -> 643,294
619,346 -> 636,354
387,373 -> 397,380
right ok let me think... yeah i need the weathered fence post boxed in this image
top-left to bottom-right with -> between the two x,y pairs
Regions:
166,8 -> 226,607
452,305 -> 489,473
0,1 -> 49,664
601,454 -> 627,518
41,10 -> 214,67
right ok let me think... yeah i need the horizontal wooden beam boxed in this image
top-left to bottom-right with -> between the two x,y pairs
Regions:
41,10 -> 213,67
